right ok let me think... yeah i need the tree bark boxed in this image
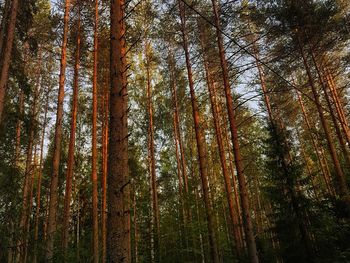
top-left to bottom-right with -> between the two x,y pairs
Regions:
108,0 -> 130,261
211,0 -> 259,262
61,7 -> 80,257
198,20 -> 243,256
324,68 -> 350,146
101,67 -> 109,263
33,92 -> 49,263
0,0 -> 19,122
92,1 -> 99,262
178,2 -> 220,262
296,31 -> 349,200
46,0 -> 70,260
296,90 -> 334,196
14,89 -> 24,166
19,51 -> 41,262
308,47 -> 350,170
0,0 -> 10,56
145,41 -> 160,262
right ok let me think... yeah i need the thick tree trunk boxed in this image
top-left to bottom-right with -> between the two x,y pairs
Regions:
108,0 -> 130,261
46,0 -> 70,260
0,0 -> 19,122
145,42 -> 160,262
198,21 -> 243,256
178,2 -> 220,262
0,0 -> 10,56
61,8 -> 80,256
92,1 -> 99,262
211,0 -> 258,262
297,32 -> 349,200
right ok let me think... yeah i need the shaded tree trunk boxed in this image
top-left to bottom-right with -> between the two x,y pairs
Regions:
91,1 -> 99,262
0,0 -> 10,56
19,52 -> 41,262
101,66 -> 109,263
145,41 -> 160,262
33,92 -> 49,263
0,0 -> 19,122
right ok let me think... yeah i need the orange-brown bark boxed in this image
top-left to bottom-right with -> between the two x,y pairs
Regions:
61,7 -> 80,255
46,0 -> 70,260
179,2 -> 220,262
211,0 -> 259,261
108,0 -> 130,261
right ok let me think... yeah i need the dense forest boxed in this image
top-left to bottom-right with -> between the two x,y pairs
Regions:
0,0 -> 350,262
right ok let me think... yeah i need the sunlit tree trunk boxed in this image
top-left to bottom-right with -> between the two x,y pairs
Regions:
108,0 -> 130,261
211,0 -> 258,261
46,0 -> 70,260
179,2 -> 220,262
324,68 -> 350,146
297,31 -> 349,200
61,7 -> 80,257
308,47 -> 350,170
296,90 -> 334,196
198,21 -> 243,256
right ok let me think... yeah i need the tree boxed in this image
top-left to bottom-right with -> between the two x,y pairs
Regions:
108,0 -> 130,261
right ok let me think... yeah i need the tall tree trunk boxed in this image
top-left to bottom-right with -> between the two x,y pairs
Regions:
198,20 -> 243,256
14,89 -> 24,166
296,90 -> 334,196
0,0 -> 19,122
24,144 -> 39,263
178,2 -> 220,262
46,0 -> 70,260
296,31 -> 349,200
92,1 -> 99,262
145,41 -> 160,262
324,68 -> 350,146
108,0 -> 130,261
308,47 -> 350,170
19,52 -> 41,262
33,93 -> 49,263
133,192 -> 139,263
0,0 -> 10,56
61,7 -> 80,257
211,0 -> 258,261
101,68 -> 109,263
